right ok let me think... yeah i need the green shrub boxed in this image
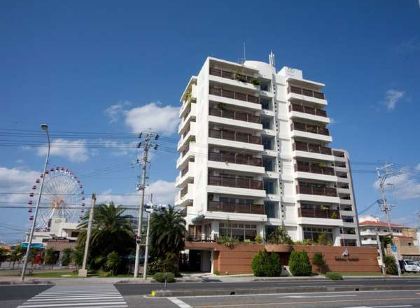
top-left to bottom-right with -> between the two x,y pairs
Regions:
325,272 -> 343,280
317,232 -> 332,245
61,248 -> 73,266
153,272 -> 176,283
251,250 -> 282,277
217,235 -> 239,248
255,235 -> 263,244
312,252 -> 326,273
105,251 -> 121,275
267,226 -> 293,245
384,255 -> 398,275
289,251 -> 312,276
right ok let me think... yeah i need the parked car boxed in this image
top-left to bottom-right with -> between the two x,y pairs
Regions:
399,260 -> 420,273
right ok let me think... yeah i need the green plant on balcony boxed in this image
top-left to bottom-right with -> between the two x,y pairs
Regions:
217,235 -> 238,249
330,212 -> 338,219
255,234 -> 263,244
267,226 -> 293,245
317,232 -> 332,246
251,79 -> 261,86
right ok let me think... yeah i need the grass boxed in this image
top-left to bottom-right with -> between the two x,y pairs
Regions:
30,271 -> 78,278
337,272 -> 383,276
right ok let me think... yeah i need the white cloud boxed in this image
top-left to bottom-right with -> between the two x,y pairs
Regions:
37,139 -> 89,162
415,163 -> 420,172
0,167 -> 40,204
105,102 -> 179,136
383,89 -> 405,110
104,101 -> 131,123
358,215 -> 379,223
96,180 -> 177,207
373,167 -> 420,200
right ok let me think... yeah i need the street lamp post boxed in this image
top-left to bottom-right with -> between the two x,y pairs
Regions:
21,124 -> 50,281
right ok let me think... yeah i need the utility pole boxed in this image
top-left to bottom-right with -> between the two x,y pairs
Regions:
143,196 -> 153,280
79,193 -> 96,277
376,230 -> 385,275
376,163 -> 401,276
21,124 -> 50,281
134,132 -> 159,278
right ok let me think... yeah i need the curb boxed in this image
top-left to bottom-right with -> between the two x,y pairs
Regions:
0,280 -> 53,286
150,284 -> 420,297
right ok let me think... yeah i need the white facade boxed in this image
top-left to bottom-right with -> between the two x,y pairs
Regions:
26,217 -> 79,246
176,56 -> 360,246
359,219 -> 404,246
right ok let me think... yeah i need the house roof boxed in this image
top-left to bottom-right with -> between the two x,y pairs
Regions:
359,220 -> 404,228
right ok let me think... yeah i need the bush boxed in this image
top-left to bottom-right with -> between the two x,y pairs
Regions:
217,235 -> 239,248
255,235 -> 263,244
317,233 -> 332,245
289,251 -> 312,276
105,251 -> 121,276
61,248 -> 73,266
325,272 -> 343,280
153,272 -> 176,283
251,250 -> 282,277
384,255 -> 398,275
312,252 -> 326,273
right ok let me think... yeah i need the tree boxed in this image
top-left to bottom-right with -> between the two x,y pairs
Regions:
251,250 -> 282,277
312,252 -> 326,273
267,226 -> 293,245
105,251 -> 121,276
384,255 -> 398,275
72,247 -> 84,269
61,248 -> 73,266
9,246 -> 24,269
0,247 -> 8,267
44,248 -> 57,267
150,206 -> 186,260
76,203 -> 135,271
289,251 -> 312,276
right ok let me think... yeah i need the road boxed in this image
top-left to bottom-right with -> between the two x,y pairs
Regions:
115,278 -> 420,296
1,278 -> 420,308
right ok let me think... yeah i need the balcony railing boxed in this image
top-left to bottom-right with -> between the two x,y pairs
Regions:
333,150 -> 345,158
291,122 -> 329,135
209,108 -> 260,124
209,129 -> 261,145
289,103 -> 327,117
209,67 -> 256,85
298,208 -> 340,219
180,186 -> 188,197
295,161 -> 335,176
296,184 -> 337,197
288,86 -> 325,99
209,151 -> 262,167
209,86 -> 259,104
293,141 -> 332,155
208,201 -> 265,215
186,232 -> 217,242
181,166 -> 189,177
208,175 -> 263,190
181,144 -> 190,157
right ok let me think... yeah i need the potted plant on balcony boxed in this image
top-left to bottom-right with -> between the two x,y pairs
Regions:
251,79 -> 261,86
330,212 -> 338,219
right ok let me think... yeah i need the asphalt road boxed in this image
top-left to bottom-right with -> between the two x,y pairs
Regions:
0,284 -> 52,308
115,278 -> 420,296
136,289 -> 420,307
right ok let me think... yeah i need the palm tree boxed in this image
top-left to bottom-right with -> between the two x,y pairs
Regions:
149,206 -> 186,260
8,246 -> 23,269
76,202 -> 135,270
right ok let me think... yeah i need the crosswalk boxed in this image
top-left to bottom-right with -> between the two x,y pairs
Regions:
17,284 -> 128,308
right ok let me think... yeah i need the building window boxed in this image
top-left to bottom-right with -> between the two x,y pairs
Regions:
303,226 -> 333,243
219,223 -> 257,241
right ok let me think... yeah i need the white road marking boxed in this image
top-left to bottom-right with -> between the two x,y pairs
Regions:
284,294 -> 357,298
344,306 -> 413,308
17,284 -> 128,308
168,297 -> 193,308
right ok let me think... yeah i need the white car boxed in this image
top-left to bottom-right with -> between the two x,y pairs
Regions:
400,260 -> 420,273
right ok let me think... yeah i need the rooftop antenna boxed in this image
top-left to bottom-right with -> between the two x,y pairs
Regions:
239,42 -> 246,64
269,51 -> 276,68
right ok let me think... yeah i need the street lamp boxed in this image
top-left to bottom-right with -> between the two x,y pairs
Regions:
21,124 -> 50,281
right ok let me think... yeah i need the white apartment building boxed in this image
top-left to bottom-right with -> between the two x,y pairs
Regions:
359,219 -> 404,246
175,55 -> 360,247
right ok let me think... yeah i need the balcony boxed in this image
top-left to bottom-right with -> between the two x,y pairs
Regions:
296,184 -> 337,197
208,175 -> 263,190
288,86 -> 325,99
294,141 -> 332,155
290,103 -> 327,117
209,86 -> 259,104
209,129 -> 261,145
209,108 -> 260,124
298,207 -> 340,219
291,122 -> 329,135
209,151 -> 262,167
210,67 -> 258,85
295,161 -> 335,176
208,201 -> 265,215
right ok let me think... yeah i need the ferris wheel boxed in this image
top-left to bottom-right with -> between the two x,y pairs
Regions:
28,167 -> 85,231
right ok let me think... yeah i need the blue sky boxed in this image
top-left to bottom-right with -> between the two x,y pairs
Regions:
0,0 -> 419,242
